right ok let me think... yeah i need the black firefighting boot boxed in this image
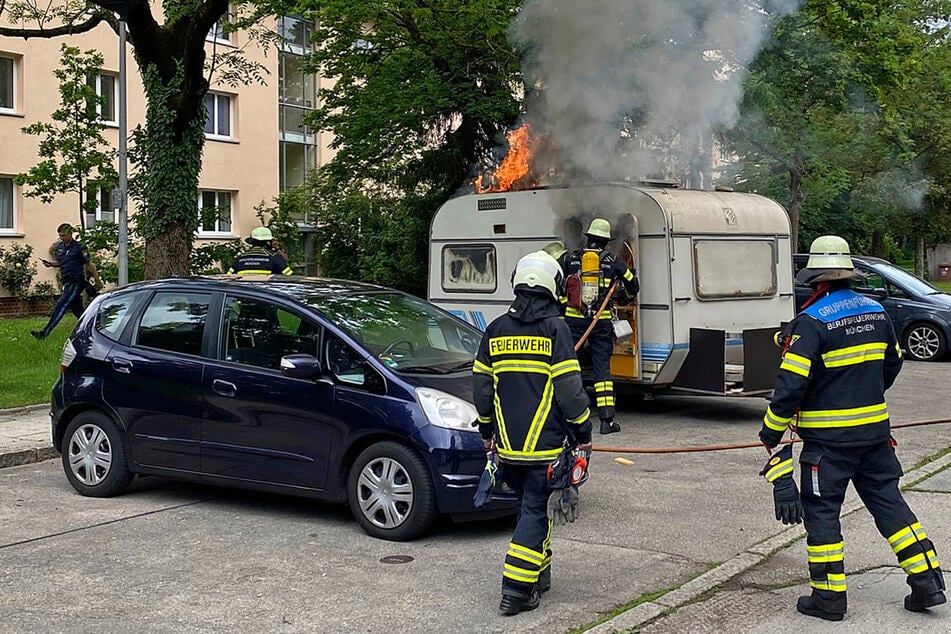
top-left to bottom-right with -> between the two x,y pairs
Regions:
599,418 -> 620,435
537,567 -> 551,594
904,569 -> 947,612
796,590 -> 846,621
499,590 -> 540,616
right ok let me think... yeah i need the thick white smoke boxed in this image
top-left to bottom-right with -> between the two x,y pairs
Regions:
509,0 -> 803,188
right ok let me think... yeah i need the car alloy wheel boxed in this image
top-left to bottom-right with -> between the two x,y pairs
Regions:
348,441 -> 436,541
905,323 -> 947,362
60,412 -> 133,497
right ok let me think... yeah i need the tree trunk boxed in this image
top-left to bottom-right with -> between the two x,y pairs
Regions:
145,223 -> 192,278
138,65 -> 206,279
870,229 -> 885,258
916,235 -> 926,278
787,158 -> 805,252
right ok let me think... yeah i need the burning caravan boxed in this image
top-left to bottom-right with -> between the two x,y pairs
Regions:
428,182 -> 795,396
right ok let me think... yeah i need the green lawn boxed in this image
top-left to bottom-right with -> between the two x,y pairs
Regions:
0,316 -> 75,409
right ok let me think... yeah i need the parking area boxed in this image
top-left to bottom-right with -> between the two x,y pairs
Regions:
1,360 -> 950,633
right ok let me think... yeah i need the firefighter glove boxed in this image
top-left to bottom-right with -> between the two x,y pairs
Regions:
772,476 -> 802,525
547,486 -> 580,526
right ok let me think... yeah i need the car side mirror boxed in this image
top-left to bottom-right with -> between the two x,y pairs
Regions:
868,287 -> 887,299
280,354 -> 322,380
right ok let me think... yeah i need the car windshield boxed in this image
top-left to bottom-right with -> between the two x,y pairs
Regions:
303,291 -> 482,373
872,262 -> 941,296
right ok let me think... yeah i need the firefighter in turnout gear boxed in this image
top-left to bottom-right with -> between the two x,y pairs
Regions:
228,227 -> 293,275
760,236 -> 946,621
561,218 -> 639,434
473,250 -> 592,616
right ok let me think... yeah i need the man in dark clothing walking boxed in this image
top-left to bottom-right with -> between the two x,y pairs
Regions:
561,218 -> 638,434
473,250 -> 592,616
228,227 -> 293,275
31,224 -> 100,340
760,235 -> 945,621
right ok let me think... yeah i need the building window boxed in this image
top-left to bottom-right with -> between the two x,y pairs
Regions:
86,72 -> 116,124
1,55 -> 15,112
280,141 -> 317,192
0,176 -> 14,231
279,54 -> 315,108
204,92 -> 232,139
199,190 -> 233,235
278,16 -> 314,55
85,184 -> 115,229
207,8 -> 233,44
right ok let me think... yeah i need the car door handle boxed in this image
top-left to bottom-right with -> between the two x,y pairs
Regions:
111,358 -> 133,374
212,379 -> 237,398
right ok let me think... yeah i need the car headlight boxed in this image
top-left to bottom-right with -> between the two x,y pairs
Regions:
416,387 -> 479,432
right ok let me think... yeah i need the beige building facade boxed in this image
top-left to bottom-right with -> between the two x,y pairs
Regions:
1,13 -> 330,296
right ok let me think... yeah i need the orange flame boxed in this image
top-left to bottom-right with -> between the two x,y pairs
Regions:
474,123 -> 538,193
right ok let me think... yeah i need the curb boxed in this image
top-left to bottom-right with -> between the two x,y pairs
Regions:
0,446 -> 59,469
586,449 -> 951,633
2,404 -> 49,415
0,403 -> 54,470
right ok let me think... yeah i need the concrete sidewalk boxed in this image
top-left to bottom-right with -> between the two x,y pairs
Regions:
0,404 -> 57,468
595,451 -> 951,633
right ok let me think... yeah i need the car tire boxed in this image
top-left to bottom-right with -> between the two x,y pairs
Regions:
347,441 -> 436,541
903,322 -> 947,362
61,412 -> 133,497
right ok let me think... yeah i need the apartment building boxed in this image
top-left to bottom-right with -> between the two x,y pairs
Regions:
0,13 -> 330,295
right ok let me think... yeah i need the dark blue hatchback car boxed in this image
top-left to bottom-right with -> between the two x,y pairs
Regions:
51,276 -> 515,540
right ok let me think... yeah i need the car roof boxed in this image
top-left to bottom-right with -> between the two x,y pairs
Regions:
793,253 -> 887,266
113,275 -> 395,302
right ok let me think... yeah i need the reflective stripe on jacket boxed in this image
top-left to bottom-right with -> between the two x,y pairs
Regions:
473,307 -> 591,464
762,288 -> 903,446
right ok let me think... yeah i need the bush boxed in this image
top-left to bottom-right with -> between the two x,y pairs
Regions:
30,280 -> 58,299
0,244 -> 38,298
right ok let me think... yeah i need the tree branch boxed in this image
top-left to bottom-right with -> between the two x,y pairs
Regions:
0,11 -> 108,38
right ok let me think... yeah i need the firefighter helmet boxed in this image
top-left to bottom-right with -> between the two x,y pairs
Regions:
798,235 -> 861,284
585,218 -> 612,240
542,241 -> 566,260
250,227 -> 274,242
512,250 -> 562,300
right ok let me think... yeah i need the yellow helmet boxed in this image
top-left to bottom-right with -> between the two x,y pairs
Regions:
799,235 -> 860,284
542,241 -> 566,260
585,218 -> 612,240
250,227 -> 274,242
512,250 -> 562,299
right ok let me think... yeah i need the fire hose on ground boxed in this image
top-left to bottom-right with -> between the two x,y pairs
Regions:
590,417 -> 951,455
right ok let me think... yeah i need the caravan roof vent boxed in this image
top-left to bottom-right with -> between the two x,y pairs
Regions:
478,198 -> 507,211
636,178 -> 681,188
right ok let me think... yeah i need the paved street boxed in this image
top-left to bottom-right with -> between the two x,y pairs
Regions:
1,360 -> 950,632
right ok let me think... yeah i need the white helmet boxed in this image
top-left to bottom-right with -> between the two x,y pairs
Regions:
798,235 -> 861,284
512,250 -> 562,299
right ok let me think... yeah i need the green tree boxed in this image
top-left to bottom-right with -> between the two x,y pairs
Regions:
15,44 -> 117,233
297,0 -> 523,294
723,0 -> 951,255
0,0 -> 260,279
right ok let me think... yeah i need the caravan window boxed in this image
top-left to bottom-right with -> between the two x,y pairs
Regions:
441,244 -> 497,293
693,239 -> 776,299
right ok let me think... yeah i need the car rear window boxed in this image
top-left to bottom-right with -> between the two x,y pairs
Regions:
136,292 -> 211,356
96,293 -> 146,341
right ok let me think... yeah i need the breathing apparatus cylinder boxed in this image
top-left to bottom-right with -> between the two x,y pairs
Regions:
581,250 -> 600,317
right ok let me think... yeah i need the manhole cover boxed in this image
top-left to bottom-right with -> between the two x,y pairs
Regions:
380,555 -> 415,565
